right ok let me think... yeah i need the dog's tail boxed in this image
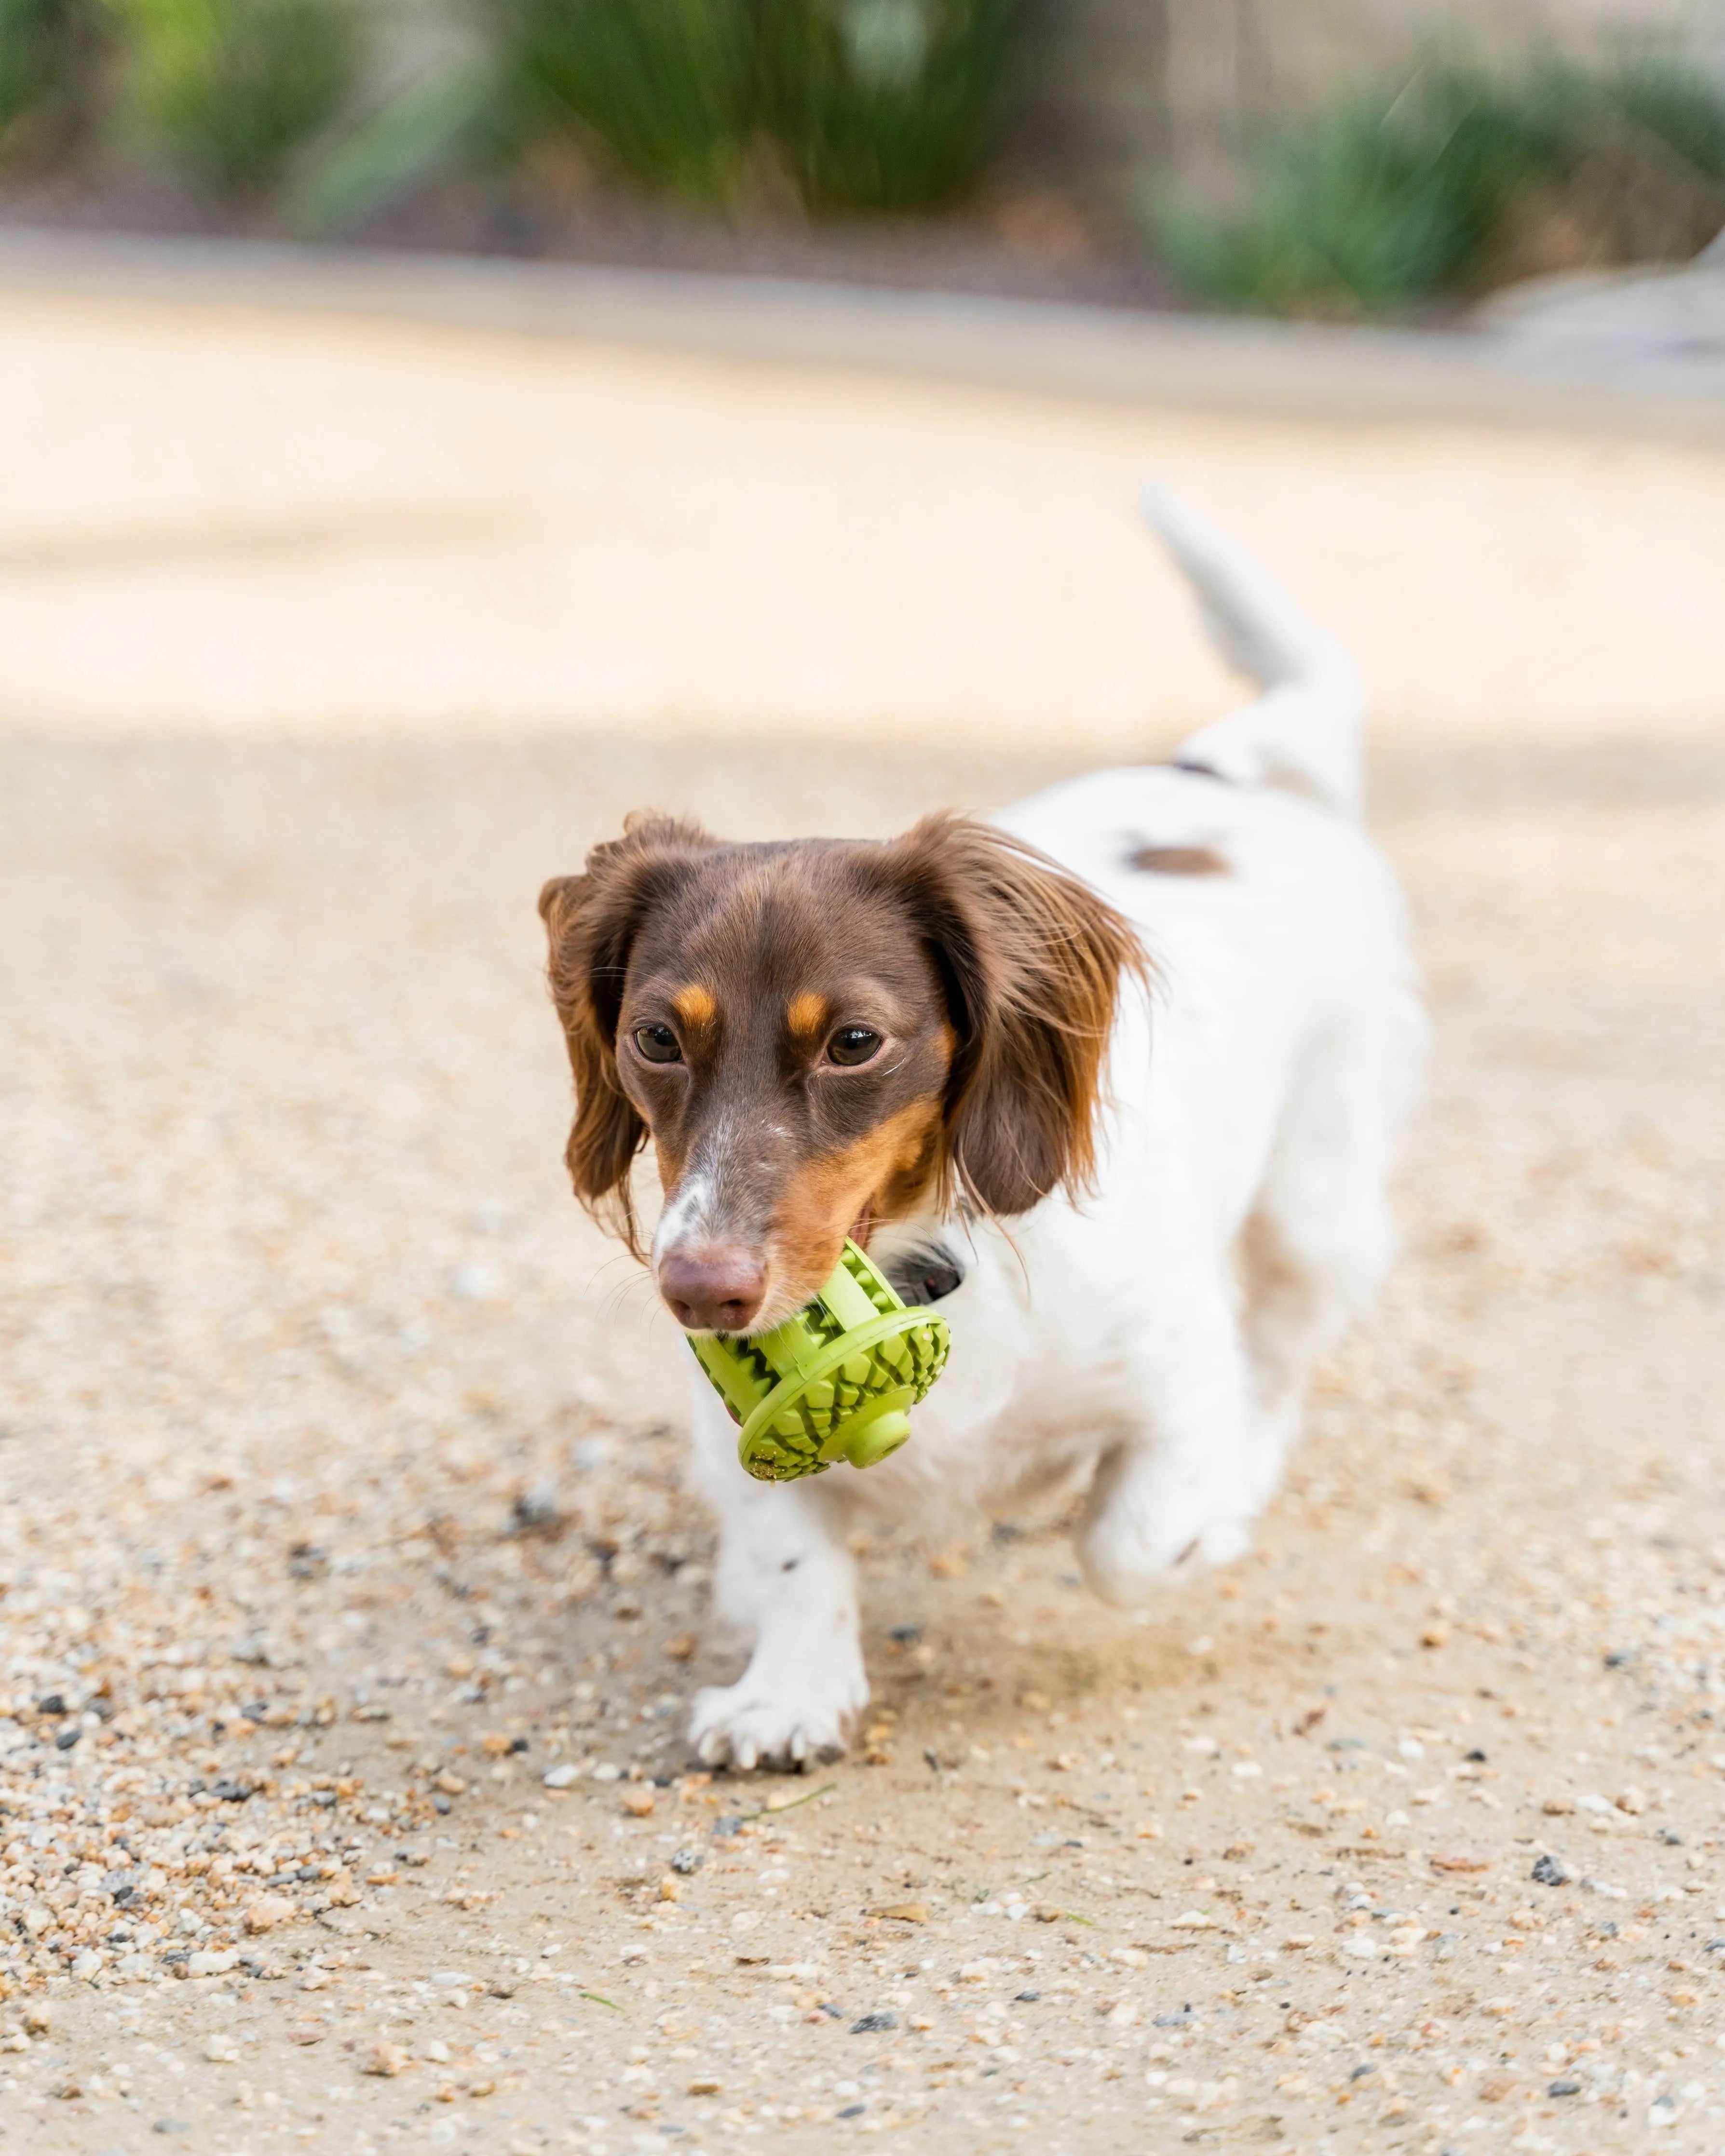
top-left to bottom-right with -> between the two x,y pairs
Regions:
1142,484 -> 1365,819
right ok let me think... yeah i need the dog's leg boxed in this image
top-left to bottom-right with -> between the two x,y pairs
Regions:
1237,1003 -> 1420,1507
1075,1288 -> 1257,1604
1237,1200 -> 1380,1507
684,1384 -> 866,1771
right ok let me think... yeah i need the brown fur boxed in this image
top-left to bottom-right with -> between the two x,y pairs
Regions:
539,810 -> 1147,1314
538,812 -> 717,1258
1131,843 -> 1230,877
872,815 -> 1151,1219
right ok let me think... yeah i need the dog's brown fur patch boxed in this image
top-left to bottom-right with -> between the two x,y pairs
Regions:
886,814 -> 1151,1218
1130,843 -> 1230,877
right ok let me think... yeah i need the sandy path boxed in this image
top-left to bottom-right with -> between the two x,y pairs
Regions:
1,296 -> 1723,2154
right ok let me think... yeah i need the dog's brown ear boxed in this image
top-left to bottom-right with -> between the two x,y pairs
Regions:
880,814 -> 1149,1218
539,814 -> 712,1256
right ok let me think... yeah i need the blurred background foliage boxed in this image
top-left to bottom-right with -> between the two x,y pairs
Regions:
0,0 -> 1721,316
1153,52 -> 1725,316
117,0 -> 365,194
0,0 -> 106,160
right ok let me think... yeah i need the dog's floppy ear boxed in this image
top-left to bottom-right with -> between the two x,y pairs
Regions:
539,813 -> 712,1256
880,813 -> 1148,1218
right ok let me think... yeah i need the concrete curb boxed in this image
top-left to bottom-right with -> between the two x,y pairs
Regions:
1,224 -> 1722,441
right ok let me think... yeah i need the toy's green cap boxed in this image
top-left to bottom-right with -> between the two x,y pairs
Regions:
688,1240 -> 950,1482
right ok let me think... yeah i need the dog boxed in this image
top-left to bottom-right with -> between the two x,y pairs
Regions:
539,490 -> 1425,1771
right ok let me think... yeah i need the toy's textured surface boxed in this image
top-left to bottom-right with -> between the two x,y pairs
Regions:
689,1241 -> 951,1481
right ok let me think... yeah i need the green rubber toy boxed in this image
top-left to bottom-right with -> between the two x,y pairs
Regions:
689,1240 -> 951,1482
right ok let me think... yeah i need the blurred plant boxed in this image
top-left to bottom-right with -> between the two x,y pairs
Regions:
288,47 -> 494,232
297,0 -> 1024,231
1154,50 -> 1725,318
1602,60 -> 1725,259
488,0 -> 757,206
761,0 -> 1021,212
0,0 -> 107,164
119,0 -> 366,196
1155,93 -> 1459,316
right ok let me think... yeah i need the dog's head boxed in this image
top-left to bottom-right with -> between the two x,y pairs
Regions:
540,811 -> 1143,1334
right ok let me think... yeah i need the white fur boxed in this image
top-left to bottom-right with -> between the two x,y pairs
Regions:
686,493 -> 1426,1769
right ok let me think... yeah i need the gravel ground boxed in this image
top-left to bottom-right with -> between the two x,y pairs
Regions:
1,295 -> 1723,2154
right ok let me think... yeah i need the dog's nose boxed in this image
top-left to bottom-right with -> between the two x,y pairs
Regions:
658,1247 -> 767,1334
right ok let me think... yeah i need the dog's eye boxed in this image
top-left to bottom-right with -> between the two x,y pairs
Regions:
633,1024 -> 683,1065
827,1026 -> 882,1067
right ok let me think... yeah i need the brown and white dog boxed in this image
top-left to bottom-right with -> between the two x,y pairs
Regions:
540,492 -> 1424,1769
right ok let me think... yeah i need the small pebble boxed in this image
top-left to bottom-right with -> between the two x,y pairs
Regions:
243,1893 -> 296,1934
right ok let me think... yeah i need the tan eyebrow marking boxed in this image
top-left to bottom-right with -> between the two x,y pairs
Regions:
786,992 -> 828,1041
673,985 -> 717,1027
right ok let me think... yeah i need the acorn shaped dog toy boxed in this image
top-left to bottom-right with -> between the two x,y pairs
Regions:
689,1240 -> 951,1482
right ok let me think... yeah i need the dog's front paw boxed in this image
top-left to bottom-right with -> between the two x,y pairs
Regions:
689,1667 -> 867,1773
